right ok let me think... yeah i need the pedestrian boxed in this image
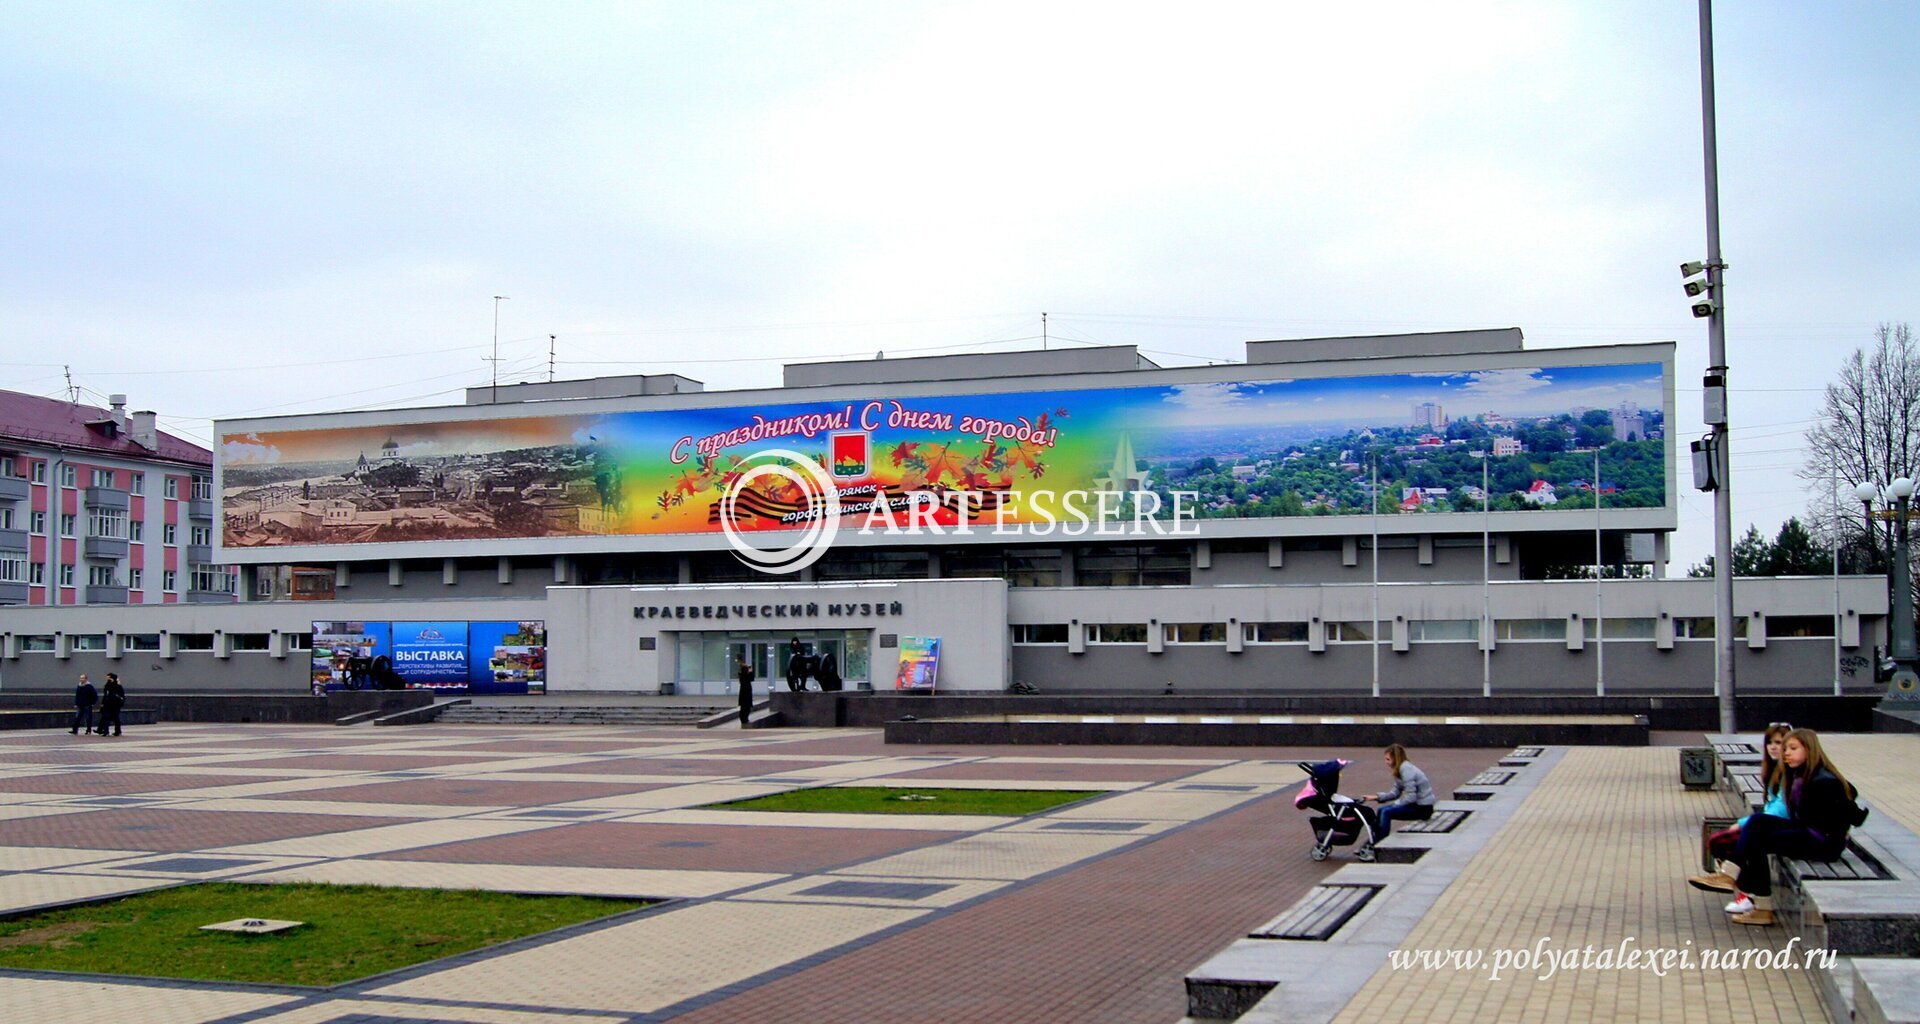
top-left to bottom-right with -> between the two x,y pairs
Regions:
70,674 -> 97,736
1688,728 -> 1868,926
736,655 -> 756,729
1367,743 -> 1436,837
96,673 -> 126,737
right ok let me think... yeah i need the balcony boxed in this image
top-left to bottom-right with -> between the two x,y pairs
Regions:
185,588 -> 237,604
185,543 -> 213,565
0,581 -> 27,605
188,498 -> 214,520
83,584 -> 129,605
82,534 -> 129,560
0,527 -> 26,554
0,476 -> 27,502
84,486 -> 130,511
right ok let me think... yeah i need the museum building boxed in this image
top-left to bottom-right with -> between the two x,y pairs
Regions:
0,329 -> 1886,698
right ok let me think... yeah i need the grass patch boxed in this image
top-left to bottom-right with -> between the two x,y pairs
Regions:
707,786 -> 1103,816
0,883 -> 650,986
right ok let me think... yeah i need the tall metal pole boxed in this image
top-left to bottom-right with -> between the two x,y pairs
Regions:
1595,447 -> 1604,697
490,295 -> 509,403
1371,455 -> 1381,698
1699,0 -> 1736,733
1894,493 -> 1918,684
1482,455 -> 1491,697
1833,472 -> 1842,695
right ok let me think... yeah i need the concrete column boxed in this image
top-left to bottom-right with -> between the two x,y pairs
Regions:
336,561 -> 351,588
387,559 -> 403,587
443,558 -> 458,586
497,557 -> 513,585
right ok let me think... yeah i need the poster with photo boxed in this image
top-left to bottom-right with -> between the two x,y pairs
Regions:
389,621 -> 470,688
310,621 -> 390,692
469,620 -> 547,695
894,636 -> 941,691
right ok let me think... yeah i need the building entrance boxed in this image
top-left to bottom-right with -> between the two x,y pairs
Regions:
675,630 -> 870,696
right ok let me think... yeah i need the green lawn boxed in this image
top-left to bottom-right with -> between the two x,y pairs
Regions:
707,786 -> 1103,815
0,883 -> 650,986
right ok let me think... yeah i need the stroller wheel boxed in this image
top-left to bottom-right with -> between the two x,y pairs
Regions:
1356,845 -> 1377,863
1309,847 -> 1330,861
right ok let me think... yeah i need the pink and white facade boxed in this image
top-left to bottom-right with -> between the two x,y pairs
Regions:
0,390 -> 232,607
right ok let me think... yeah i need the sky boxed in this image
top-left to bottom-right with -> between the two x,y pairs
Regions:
3,1 -> 1916,571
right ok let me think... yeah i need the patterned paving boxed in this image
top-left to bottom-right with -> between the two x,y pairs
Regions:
0,720 -> 1496,1022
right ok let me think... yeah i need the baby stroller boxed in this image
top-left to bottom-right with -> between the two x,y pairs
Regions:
1295,758 -> 1378,862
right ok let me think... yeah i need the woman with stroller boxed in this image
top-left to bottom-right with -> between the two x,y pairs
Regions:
1708,722 -> 1793,916
1688,728 -> 1867,926
1368,744 -> 1436,836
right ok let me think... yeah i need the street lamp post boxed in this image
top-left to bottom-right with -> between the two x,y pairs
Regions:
1856,479 -> 1919,700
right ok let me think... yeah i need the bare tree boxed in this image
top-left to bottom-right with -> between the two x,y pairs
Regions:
1801,323 -> 1920,574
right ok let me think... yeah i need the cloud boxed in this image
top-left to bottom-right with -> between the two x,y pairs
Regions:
221,434 -> 280,465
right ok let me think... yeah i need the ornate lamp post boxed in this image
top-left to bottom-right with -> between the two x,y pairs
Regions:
1857,478 -> 1919,700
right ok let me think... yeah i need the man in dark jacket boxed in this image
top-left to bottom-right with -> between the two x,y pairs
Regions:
96,673 -> 126,737
736,656 -> 756,729
70,674 -> 97,736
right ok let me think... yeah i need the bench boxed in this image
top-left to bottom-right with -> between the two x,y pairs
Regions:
1248,883 -> 1382,941
1792,842 -> 1894,881
1511,746 -> 1543,758
1713,741 -> 1756,755
1464,769 -> 1515,786
1398,809 -> 1470,834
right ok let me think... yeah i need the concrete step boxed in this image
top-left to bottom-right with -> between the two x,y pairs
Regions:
434,705 -> 730,726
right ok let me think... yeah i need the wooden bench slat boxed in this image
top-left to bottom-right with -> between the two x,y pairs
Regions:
1464,770 -> 1516,786
1399,810 -> 1469,834
1255,884 -> 1381,940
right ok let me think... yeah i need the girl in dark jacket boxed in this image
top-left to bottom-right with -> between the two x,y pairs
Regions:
1688,728 -> 1862,926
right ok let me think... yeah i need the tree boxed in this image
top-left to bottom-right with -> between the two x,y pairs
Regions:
1800,323 -> 1920,572
1765,517 -> 1831,576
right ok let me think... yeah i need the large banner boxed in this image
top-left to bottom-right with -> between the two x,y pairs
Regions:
225,361 -> 1666,547
894,636 -> 941,691
310,620 -> 544,694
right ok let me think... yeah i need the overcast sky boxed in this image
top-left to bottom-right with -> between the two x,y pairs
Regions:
3,1 -> 1915,569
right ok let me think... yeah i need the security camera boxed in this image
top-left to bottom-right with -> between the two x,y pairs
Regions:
1683,279 -> 1710,297
1691,300 -> 1715,318
1680,260 -> 1706,277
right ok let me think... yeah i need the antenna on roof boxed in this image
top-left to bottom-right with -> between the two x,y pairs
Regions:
1042,312 -> 1048,351
63,366 -> 76,403
548,335 -> 556,383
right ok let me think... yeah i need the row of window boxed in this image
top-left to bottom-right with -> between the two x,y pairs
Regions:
3,461 -> 211,498
17,632 -> 306,653
0,559 -> 232,592
1013,616 -> 1839,645
0,506 -> 210,545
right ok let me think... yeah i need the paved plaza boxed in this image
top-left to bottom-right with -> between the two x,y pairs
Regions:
0,722 -> 1911,1023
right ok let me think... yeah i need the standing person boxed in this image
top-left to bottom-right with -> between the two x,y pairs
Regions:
736,655 -> 756,729
786,637 -> 805,692
1689,728 -> 1867,926
1367,744 -> 1436,837
96,673 -> 126,737
70,674 -> 97,736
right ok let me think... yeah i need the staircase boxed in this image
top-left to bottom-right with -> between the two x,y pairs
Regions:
433,703 -> 733,727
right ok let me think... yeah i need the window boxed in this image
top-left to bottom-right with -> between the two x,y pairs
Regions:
30,563 -> 44,584
191,564 -> 233,593
30,510 -> 45,534
0,507 -> 10,529
163,569 -> 177,591
1245,621 -> 1310,643
59,513 -> 75,536
1077,544 -> 1191,587
90,468 -> 114,488
1673,617 -> 1747,639
123,634 -> 161,652
87,565 -> 117,587
1085,623 -> 1150,643
190,525 -> 212,546
288,633 -> 312,651
1496,618 -> 1565,641
129,472 -> 144,494
128,568 -> 142,589
88,505 -> 126,538
72,634 -> 107,651
59,565 -> 73,586
1,458 -> 21,478
163,523 -> 177,545
231,633 -> 271,652
164,477 -> 178,499
59,464 -> 75,487
1583,617 -> 1657,640
175,633 -> 214,652
814,549 -> 929,582
21,635 -> 54,652
1328,621 -> 1375,642
1409,619 -> 1480,642
31,461 -> 45,483
1165,622 -> 1229,643
1011,624 -> 1070,644
944,547 -> 1065,588
192,476 -> 212,501
1768,615 -> 1835,639
129,520 -> 143,542
0,553 -> 23,583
